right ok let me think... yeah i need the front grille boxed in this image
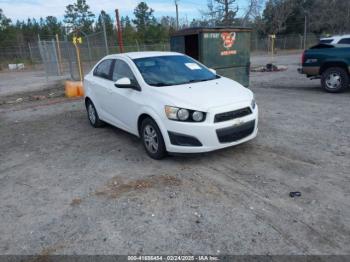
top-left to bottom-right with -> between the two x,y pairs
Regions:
214,107 -> 252,123
216,120 -> 255,143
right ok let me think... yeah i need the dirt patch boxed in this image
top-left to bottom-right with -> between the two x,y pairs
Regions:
70,197 -> 82,206
0,84 -> 65,106
30,243 -> 66,262
94,175 -> 182,199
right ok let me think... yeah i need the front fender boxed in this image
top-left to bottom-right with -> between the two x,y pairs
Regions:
136,106 -> 170,145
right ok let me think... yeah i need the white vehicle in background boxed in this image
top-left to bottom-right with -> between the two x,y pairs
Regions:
84,52 -> 258,159
319,34 -> 350,44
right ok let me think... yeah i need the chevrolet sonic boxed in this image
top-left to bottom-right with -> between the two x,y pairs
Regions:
84,52 -> 258,159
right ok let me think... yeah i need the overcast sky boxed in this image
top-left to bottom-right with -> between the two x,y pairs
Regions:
0,0 -> 252,22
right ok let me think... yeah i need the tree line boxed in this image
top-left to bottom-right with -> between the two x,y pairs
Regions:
1,0 -> 350,50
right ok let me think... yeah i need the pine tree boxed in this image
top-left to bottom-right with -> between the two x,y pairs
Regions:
64,0 -> 95,33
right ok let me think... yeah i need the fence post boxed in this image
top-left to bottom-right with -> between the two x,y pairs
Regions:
136,40 -> 140,51
102,17 -> 109,55
86,36 -> 92,67
28,42 -> 34,68
38,36 -> 49,82
52,39 -> 60,76
299,35 -> 303,50
55,34 -> 63,75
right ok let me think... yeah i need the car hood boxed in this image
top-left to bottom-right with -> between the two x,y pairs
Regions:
150,77 -> 253,110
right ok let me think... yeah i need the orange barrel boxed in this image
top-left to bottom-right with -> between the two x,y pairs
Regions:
76,81 -> 84,97
65,81 -> 84,97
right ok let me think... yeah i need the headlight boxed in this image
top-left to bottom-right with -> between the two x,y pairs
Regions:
192,111 -> 204,122
164,106 -> 178,120
251,96 -> 256,110
177,108 -> 190,121
165,106 -> 206,122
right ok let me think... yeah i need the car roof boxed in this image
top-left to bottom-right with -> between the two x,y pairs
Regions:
102,51 -> 183,60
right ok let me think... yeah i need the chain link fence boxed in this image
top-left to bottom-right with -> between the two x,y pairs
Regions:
37,39 -> 80,80
0,43 -> 42,68
251,33 -> 320,54
0,31 -> 322,80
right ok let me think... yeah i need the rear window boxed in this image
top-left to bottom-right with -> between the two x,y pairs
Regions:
338,38 -> 350,44
319,39 -> 333,44
311,43 -> 334,49
93,59 -> 113,80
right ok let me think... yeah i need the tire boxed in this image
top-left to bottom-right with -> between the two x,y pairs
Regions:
140,118 -> 167,159
321,67 -> 349,93
86,99 -> 104,128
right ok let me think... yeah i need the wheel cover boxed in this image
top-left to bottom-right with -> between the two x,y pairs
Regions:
88,104 -> 96,124
325,72 -> 342,89
143,125 -> 159,154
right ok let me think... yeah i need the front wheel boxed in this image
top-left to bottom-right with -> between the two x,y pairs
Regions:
321,67 -> 349,93
86,100 -> 104,128
141,118 -> 167,159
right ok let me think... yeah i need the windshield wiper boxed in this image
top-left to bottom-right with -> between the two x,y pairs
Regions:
181,78 -> 216,84
151,78 -> 217,86
151,82 -> 175,87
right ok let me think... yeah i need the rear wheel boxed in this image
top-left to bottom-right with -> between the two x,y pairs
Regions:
141,118 -> 167,159
321,67 -> 349,93
86,100 -> 104,128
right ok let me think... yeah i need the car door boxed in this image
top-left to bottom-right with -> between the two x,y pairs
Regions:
89,59 -> 115,119
104,58 -> 142,134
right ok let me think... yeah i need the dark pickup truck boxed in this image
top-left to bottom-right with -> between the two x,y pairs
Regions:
299,44 -> 350,92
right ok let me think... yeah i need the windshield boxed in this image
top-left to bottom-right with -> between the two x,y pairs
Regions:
132,55 -> 218,86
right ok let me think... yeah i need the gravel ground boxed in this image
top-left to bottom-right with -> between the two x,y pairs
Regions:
0,70 -> 69,97
0,54 -> 350,255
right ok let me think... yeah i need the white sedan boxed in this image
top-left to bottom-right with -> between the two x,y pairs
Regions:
84,52 -> 258,159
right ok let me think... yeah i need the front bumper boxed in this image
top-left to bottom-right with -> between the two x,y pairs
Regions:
163,102 -> 258,153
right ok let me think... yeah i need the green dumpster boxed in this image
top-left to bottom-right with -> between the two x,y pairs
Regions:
170,27 -> 252,87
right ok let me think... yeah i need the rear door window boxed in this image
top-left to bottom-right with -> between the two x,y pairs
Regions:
93,59 -> 113,80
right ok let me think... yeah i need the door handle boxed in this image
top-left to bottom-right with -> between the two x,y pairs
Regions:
106,87 -> 113,93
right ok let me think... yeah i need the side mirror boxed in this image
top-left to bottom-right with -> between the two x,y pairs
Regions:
209,68 -> 217,75
115,77 -> 132,88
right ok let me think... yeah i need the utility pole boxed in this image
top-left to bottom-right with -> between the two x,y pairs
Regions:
303,0 -> 307,50
303,14 -> 307,50
115,9 -> 124,53
175,0 -> 179,30
224,0 -> 229,25
101,15 -> 109,55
